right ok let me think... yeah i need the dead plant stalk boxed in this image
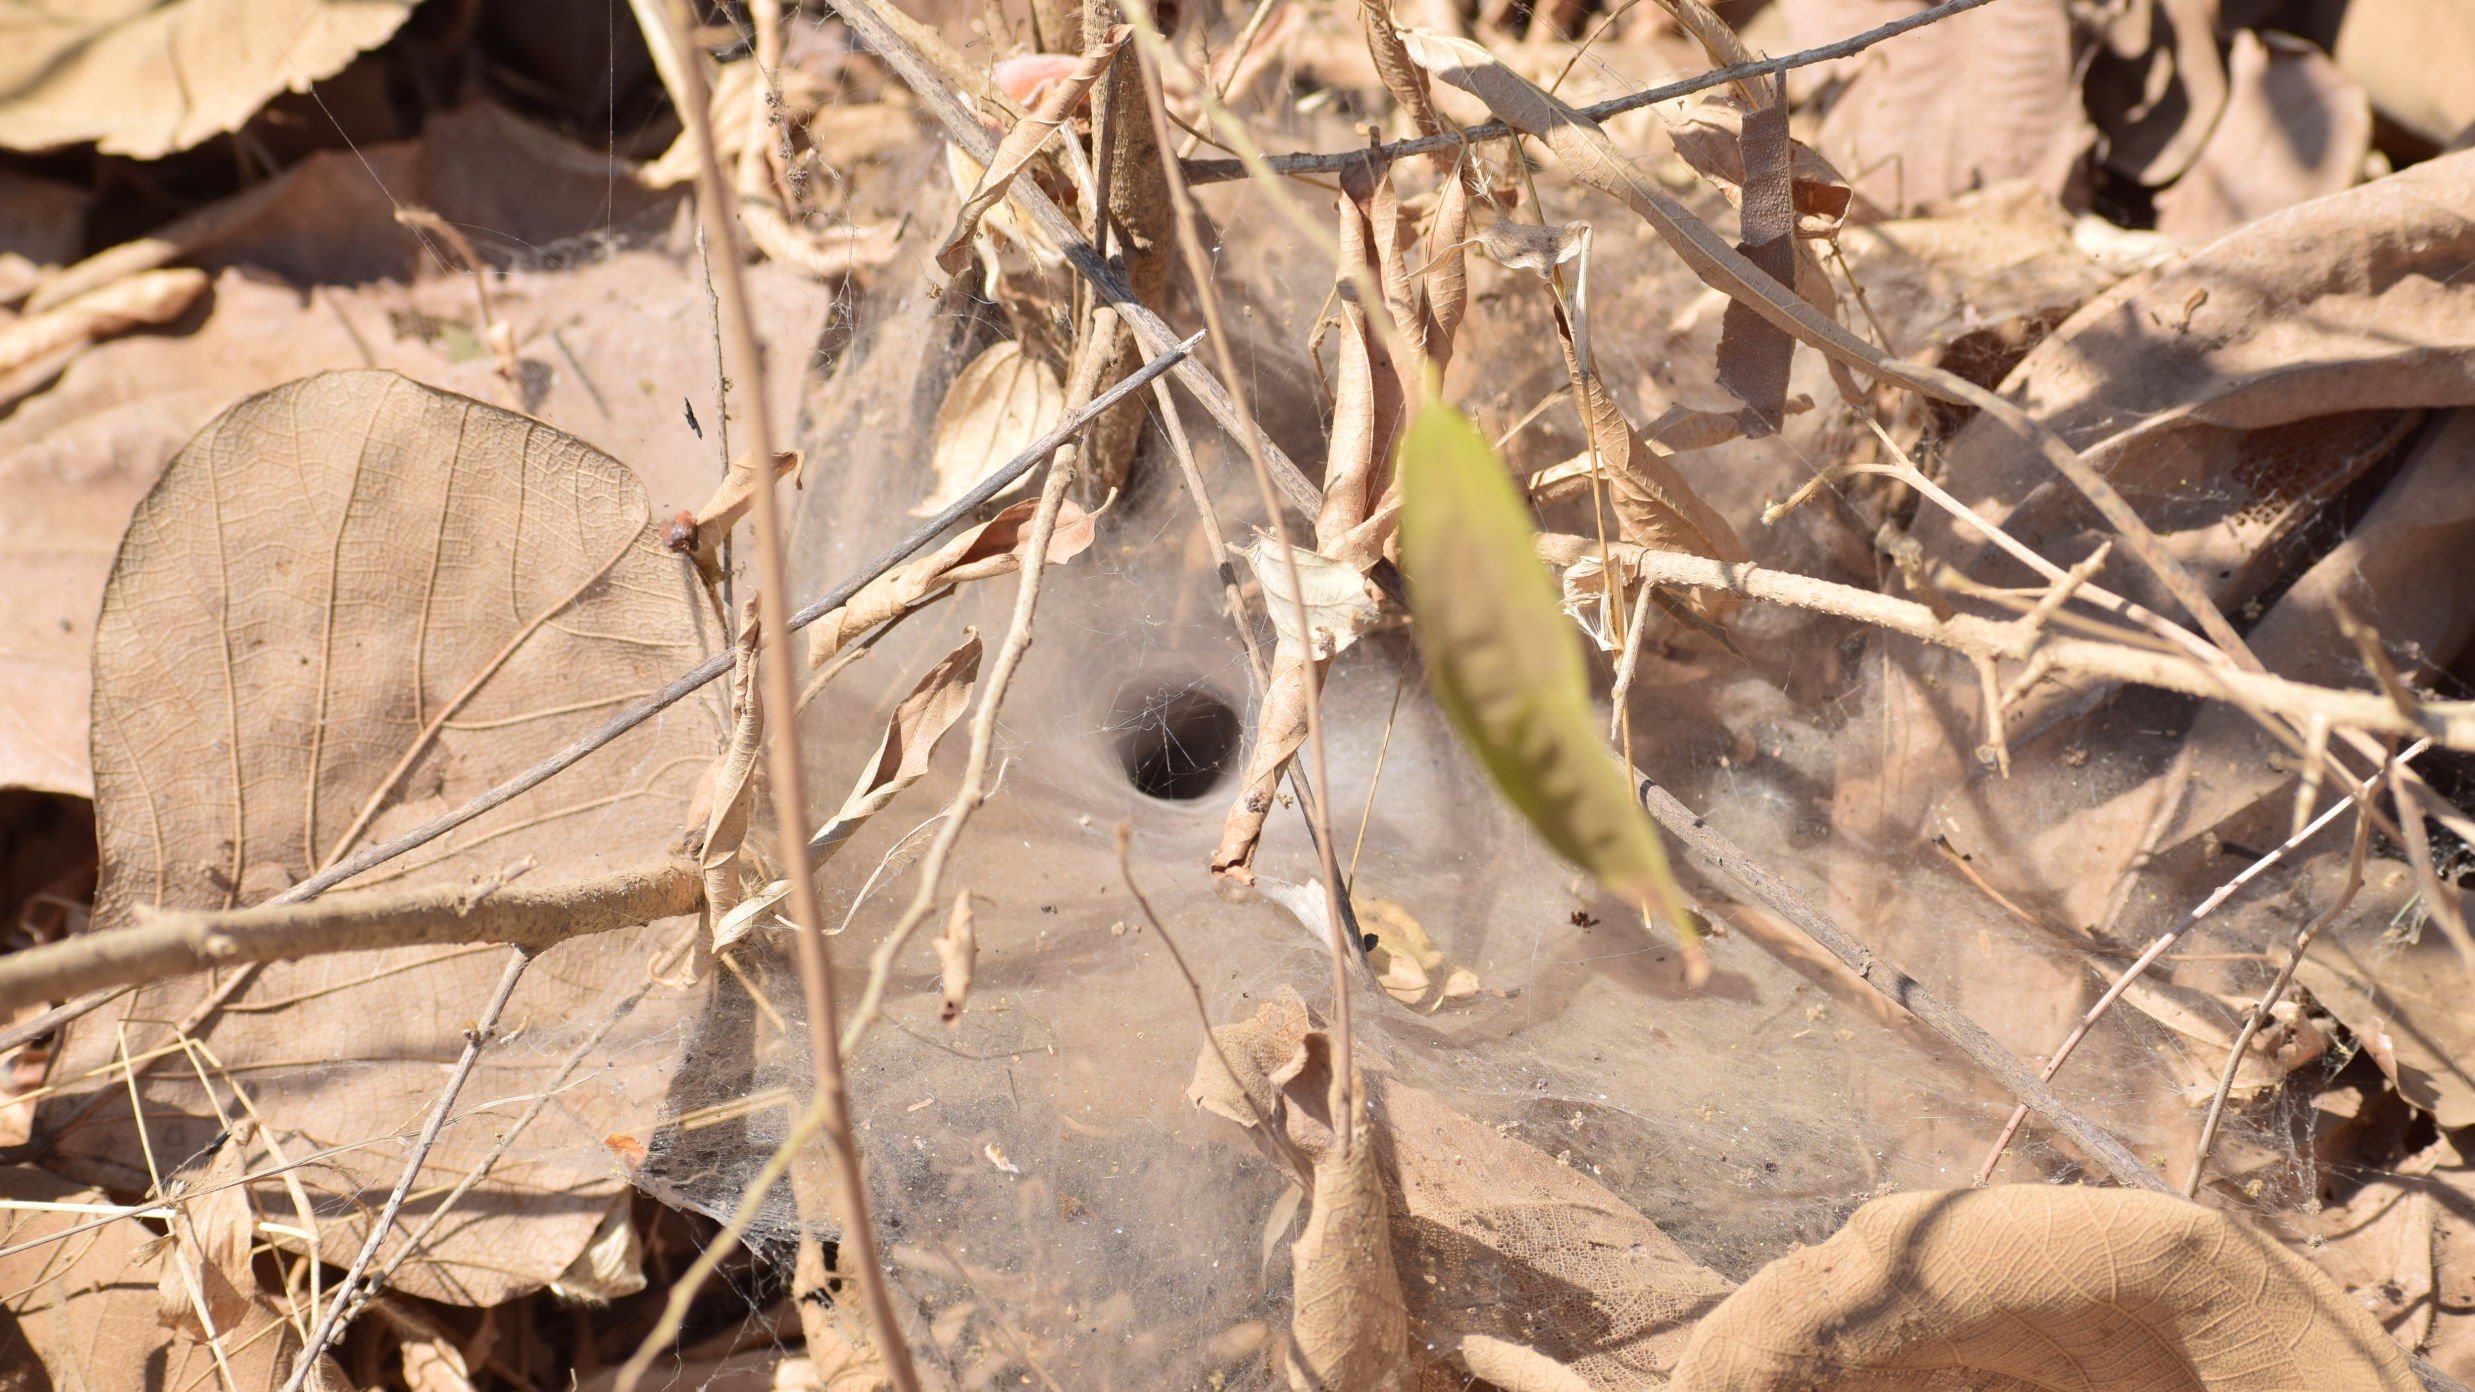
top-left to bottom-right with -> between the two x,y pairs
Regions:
625,4 -> 918,1388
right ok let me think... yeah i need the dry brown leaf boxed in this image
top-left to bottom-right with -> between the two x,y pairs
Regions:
155,1119 -> 261,1342
1186,985 -> 1315,1130
1237,538 -> 1385,664
0,1164 -> 311,1388
806,498 -> 1095,669
2298,877 -> 2475,1128
0,0 -> 417,158
1795,0 -> 2088,216
719,633 -> 984,948
1276,1032 -> 1408,1392
1672,1185 -> 2421,1391
916,341 -> 1067,518
43,371 -> 728,1306
935,26 -> 1129,276
1548,307 -> 1750,573
690,449 -> 803,577
2153,30 -> 2371,246
1665,96 -> 1856,239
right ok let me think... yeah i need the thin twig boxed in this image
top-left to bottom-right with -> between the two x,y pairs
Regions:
281,947 -> 532,1391
628,5 -> 917,1386
1631,776 -> 2172,1193
2185,787 -> 2378,1198
1540,537 -> 2475,749
1181,0 -> 2003,182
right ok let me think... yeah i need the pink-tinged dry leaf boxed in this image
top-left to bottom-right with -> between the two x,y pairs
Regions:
1668,1185 -> 2420,1391
2153,30 -> 2371,247
916,341 -> 1066,517
0,1164 -> 318,1388
1792,0 -> 2088,215
43,370 -> 728,1306
936,26 -> 1129,276
0,0 -> 417,159
2326,0 -> 2475,146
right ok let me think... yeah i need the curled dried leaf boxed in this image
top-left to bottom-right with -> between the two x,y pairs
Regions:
1670,1185 -> 2420,1392
935,26 -> 1130,276
806,497 -> 1095,669
916,342 -> 1066,518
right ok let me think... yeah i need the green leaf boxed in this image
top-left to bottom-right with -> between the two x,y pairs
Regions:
1398,400 -> 1689,932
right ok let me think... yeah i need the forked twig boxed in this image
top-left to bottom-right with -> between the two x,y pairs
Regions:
281,947 -> 533,1392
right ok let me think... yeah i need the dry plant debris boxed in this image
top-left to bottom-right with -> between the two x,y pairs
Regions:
1,0 -> 2474,1387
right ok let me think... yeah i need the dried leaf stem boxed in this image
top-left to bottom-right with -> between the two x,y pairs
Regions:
1543,537 -> 2475,749
280,946 -> 532,1392
628,5 -> 916,1386
1181,0 -> 2002,182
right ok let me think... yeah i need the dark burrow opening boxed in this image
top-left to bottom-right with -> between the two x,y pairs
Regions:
1110,682 -> 1243,801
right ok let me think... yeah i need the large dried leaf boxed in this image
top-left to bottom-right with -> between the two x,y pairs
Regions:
1397,401 -> 1686,926
0,0 -> 418,159
2324,0 -> 2475,146
2297,864 -> 2475,1128
1281,1033 -> 1409,1392
1796,0 -> 2088,216
1670,1185 -> 2421,1391
916,341 -> 1067,517
2153,30 -> 2371,246
43,370 -> 728,1305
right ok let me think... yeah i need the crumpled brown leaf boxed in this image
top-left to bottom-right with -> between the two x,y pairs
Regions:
43,370 -> 727,1306
155,1119 -> 261,1342
0,0 -> 417,159
2297,863 -> 2475,1128
2153,29 -> 2371,247
1669,1185 -> 2420,1391
806,498 -> 1095,670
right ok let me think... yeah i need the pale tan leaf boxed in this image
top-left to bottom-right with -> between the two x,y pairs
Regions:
2084,0 -> 2227,187
718,634 -> 983,948
1460,1337 -> 1594,1392
1320,159 -> 1411,551
0,0 -> 417,158
1184,985 -> 1313,1132
48,370 -> 728,1306
1797,0 -> 2088,216
1235,538 -> 1384,664
155,1119 -> 261,1342
808,497 -> 1094,668
689,449 -> 802,572
2326,0 -> 2475,146
546,1194 -> 647,1303
0,268 -> 207,388
2153,30 -> 2371,246
915,342 -> 1066,518
1669,1186 -> 2420,1391
2299,878 -> 2475,1129
935,894 -> 977,1024
934,26 -> 1129,276
1278,1033 -> 1407,1392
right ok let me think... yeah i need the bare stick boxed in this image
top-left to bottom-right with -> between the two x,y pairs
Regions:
1972,745 -> 2422,1182
0,862 -> 699,1018
840,314 -> 1097,1057
0,986 -> 129,1056
242,337 -> 1191,918
1181,0 -> 2002,182
281,946 -> 532,1391
1540,537 -> 2475,749
1632,775 -> 2170,1192
630,6 -> 917,1386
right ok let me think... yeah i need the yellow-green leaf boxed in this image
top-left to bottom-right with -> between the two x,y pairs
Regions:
1397,401 -> 1689,933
